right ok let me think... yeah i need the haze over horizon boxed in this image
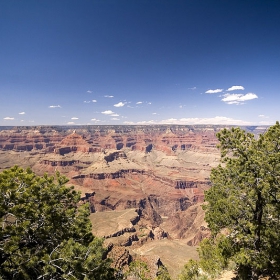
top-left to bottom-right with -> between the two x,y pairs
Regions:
1,0 -> 280,126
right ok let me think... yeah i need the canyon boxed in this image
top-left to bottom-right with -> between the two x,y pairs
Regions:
0,125 -> 267,278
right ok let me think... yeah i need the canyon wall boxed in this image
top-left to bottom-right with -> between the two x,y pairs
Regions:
0,125 -> 267,277
0,124 -> 266,230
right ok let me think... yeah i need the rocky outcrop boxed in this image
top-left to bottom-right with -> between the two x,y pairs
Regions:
40,159 -> 92,167
149,227 -> 169,240
72,169 -> 207,189
104,151 -> 127,162
135,255 -> 163,280
187,226 -> 211,246
137,196 -> 163,226
0,128 -> 64,151
106,243 -> 132,270
106,243 -> 163,279
54,132 -> 94,155
72,169 -> 146,180
105,227 -> 136,239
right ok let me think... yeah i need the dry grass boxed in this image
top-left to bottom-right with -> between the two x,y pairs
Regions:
90,208 -> 138,237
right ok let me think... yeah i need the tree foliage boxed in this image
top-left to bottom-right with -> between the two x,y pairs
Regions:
0,166 -> 115,279
155,265 -> 171,280
125,260 -> 150,280
178,259 -> 200,280
178,235 -> 232,280
203,122 -> 280,279
197,235 -> 232,278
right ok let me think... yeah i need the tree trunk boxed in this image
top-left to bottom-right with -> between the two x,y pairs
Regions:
252,268 -> 261,280
254,191 -> 263,253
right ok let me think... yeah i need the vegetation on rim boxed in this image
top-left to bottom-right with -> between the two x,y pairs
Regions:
181,122 -> 280,279
0,166 -> 115,279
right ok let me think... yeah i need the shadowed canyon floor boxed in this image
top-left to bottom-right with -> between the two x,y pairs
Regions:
0,125 -> 267,278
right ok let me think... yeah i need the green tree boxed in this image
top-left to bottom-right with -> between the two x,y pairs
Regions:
125,260 -> 150,280
179,235 -> 233,280
0,166 -> 115,279
155,265 -> 171,280
178,259 -> 199,280
203,122 -> 280,279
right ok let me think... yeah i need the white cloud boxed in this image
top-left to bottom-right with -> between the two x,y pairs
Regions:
235,93 -> 256,102
87,90 -> 92,93
91,118 -> 100,122
104,95 -> 114,98
135,120 -> 157,125
148,102 -> 152,105
136,101 -> 143,104
222,93 -> 258,105
227,85 -> 245,91
162,118 -> 178,123
259,114 -> 269,118
152,113 -> 157,115
3,117 -> 14,120
67,122 -> 75,125
18,112 -> 25,115
188,87 -> 197,90
124,116 -> 253,125
230,101 -> 242,105
71,117 -> 79,120
111,118 -> 120,121
259,120 -> 273,125
101,110 -> 114,115
114,102 -> 125,107
84,100 -> 97,103
111,113 -> 119,117
205,89 -> 223,94
49,105 -> 61,108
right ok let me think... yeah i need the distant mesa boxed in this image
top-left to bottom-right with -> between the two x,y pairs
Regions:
54,132 -> 93,154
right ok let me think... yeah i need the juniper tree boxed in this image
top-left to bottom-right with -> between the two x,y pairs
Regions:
0,166 -> 115,279
203,122 -> 280,279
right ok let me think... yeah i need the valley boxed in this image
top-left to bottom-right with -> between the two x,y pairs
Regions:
0,125 -> 266,278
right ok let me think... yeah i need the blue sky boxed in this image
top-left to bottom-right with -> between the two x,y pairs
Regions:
1,0 -> 280,126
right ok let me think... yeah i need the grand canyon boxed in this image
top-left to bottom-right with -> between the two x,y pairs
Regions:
0,125 -> 267,278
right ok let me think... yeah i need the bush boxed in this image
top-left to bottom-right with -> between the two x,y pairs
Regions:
0,166 -> 115,279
